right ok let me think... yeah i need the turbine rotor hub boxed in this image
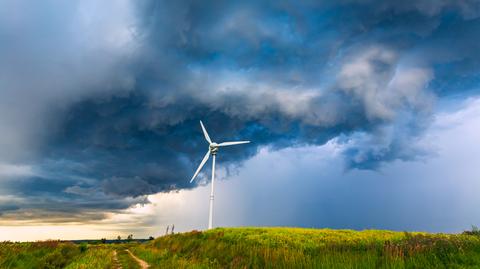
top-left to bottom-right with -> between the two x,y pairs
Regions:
209,142 -> 219,155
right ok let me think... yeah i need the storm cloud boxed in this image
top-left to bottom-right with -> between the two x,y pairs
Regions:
1,0 -> 480,222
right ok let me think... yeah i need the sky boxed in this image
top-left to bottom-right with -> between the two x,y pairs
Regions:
0,0 -> 480,241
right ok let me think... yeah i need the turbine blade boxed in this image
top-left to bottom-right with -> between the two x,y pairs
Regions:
190,150 -> 210,183
200,120 -> 212,143
218,141 -> 250,147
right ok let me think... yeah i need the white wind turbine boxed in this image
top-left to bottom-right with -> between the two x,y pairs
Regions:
190,120 -> 250,230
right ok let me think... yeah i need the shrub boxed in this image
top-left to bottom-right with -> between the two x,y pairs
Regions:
463,225 -> 480,236
39,243 -> 80,269
79,243 -> 88,253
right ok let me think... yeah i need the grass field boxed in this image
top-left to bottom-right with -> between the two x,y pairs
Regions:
2,227 -> 480,268
0,241 -> 138,269
131,227 -> 480,268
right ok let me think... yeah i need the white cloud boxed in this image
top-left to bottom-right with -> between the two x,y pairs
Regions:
0,163 -> 34,178
338,46 -> 434,120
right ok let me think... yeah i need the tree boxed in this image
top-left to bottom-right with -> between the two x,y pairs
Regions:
127,234 -> 133,241
117,235 -> 121,241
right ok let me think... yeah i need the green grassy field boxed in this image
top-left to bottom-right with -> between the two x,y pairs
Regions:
0,241 -> 138,269
131,227 -> 480,269
2,227 -> 480,268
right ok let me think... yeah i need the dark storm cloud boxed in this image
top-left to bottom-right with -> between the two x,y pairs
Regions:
1,0 -> 480,221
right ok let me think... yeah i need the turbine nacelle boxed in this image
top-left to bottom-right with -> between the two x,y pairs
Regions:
209,143 -> 219,154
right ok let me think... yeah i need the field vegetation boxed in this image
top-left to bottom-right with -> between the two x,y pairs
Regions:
131,227 -> 480,268
2,227 -> 480,268
0,241 -> 137,269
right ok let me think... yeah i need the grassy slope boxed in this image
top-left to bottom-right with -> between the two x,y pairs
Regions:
131,227 -> 480,269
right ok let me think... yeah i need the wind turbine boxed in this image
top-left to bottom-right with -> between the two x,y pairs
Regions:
190,120 -> 250,230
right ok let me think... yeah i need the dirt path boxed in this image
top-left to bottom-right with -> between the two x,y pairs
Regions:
112,250 -> 122,269
127,249 -> 150,269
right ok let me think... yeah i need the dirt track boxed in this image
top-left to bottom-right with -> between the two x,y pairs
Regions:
112,250 -> 122,269
127,249 -> 150,269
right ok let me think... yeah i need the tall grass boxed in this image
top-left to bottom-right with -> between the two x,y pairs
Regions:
2,228 -> 480,268
131,227 -> 480,269
0,241 -> 118,269
0,241 -> 81,269
65,247 -> 115,269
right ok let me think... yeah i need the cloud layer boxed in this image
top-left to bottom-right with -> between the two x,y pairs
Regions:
0,0 -> 480,222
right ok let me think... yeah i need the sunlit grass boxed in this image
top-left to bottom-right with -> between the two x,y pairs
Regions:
131,227 -> 480,269
2,228 -> 480,268
0,242 -> 117,269
65,247 -> 114,269
0,241 -> 81,269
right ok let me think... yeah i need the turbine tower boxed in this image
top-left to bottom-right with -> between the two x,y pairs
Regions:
190,120 -> 250,230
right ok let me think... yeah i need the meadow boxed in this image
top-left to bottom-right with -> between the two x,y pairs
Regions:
0,241 -> 139,269
131,227 -> 480,268
2,227 -> 480,268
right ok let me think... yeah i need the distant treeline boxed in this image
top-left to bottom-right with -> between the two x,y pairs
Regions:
69,238 -> 151,244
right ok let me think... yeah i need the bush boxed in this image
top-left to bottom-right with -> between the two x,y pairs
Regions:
463,225 -> 480,236
39,243 -> 80,269
79,243 -> 88,253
